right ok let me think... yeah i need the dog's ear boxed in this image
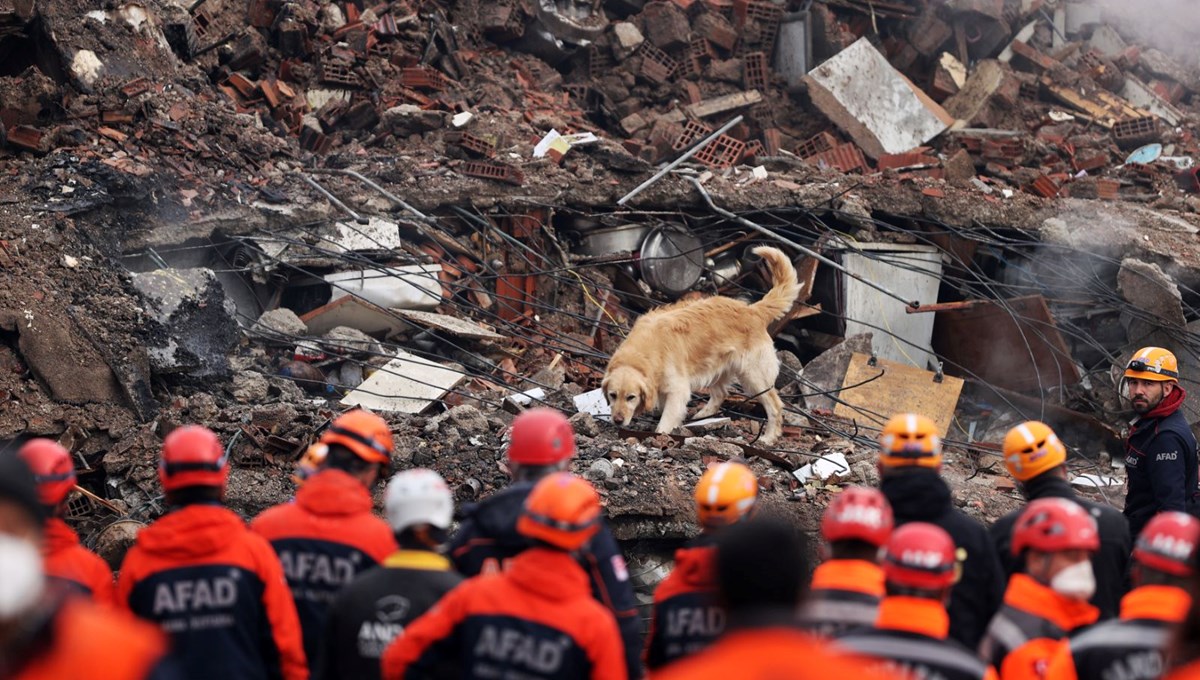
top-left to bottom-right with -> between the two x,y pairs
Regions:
639,380 -> 657,413
600,375 -> 610,402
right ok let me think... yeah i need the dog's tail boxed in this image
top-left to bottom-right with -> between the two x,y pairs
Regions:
750,246 -> 802,322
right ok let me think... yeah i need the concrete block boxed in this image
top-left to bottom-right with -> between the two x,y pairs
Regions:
132,268 -> 238,377
943,60 -> 1017,126
640,1 -> 691,51
612,22 -> 645,60
803,38 -> 953,159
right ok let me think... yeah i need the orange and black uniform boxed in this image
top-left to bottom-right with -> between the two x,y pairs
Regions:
651,616 -> 885,680
42,516 -> 116,606
979,574 -> 1100,680
8,594 -> 179,680
838,596 -> 999,680
800,559 -> 885,638
1044,585 -> 1190,680
644,540 -> 722,671
252,469 -> 398,667
117,504 -> 308,680
381,547 -> 627,680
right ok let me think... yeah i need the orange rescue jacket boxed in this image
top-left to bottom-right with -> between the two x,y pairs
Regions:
42,517 -> 116,606
381,547 -> 627,680
117,504 -> 308,680
980,574 -> 1099,680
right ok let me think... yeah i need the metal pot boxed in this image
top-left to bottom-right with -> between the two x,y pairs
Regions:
640,225 -> 704,297
577,224 -> 652,256
708,250 -> 744,288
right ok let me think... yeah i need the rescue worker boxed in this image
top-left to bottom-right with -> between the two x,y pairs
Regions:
979,497 -> 1100,680
800,485 -> 893,638
1166,542 -> 1200,679
291,443 -> 327,487
837,522 -> 998,680
0,453 -> 179,680
1122,347 -> 1199,538
644,461 -> 757,671
316,469 -> 462,680
877,412 -> 1005,649
117,425 -> 308,680
449,407 -> 641,678
1045,511 -> 1199,680
651,517 -> 884,680
381,472 -> 626,680
17,438 -> 116,605
252,409 -> 399,668
990,421 -> 1131,619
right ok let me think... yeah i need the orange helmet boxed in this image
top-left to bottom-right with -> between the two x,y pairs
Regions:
1125,347 -> 1179,382
507,408 -> 576,466
1003,421 -> 1066,482
319,410 -> 394,465
694,461 -> 758,529
517,472 -> 602,551
879,413 -> 943,469
159,425 -> 228,492
17,438 -> 76,507
291,443 -> 328,486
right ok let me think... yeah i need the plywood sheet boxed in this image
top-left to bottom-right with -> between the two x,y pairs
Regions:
833,352 -> 964,437
340,350 -> 463,413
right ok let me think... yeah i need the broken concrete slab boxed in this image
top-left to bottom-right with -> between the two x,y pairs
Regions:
340,349 -> 464,413
796,333 -> 873,413
1117,258 -> 1185,336
322,216 -> 403,254
943,60 -> 1018,126
395,309 -> 504,341
611,22 -> 644,61
0,307 -> 125,405
251,307 -> 307,341
1122,75 -> 1184,126
131,268 -> 239,377
803,37 -> 953,159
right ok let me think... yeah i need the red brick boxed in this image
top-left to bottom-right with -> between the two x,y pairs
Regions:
805,142 -> 868,173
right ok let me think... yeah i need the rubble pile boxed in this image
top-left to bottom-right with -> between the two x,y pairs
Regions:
3,0 -> 1200,582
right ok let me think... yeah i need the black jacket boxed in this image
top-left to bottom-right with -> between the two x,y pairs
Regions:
314,550 -> 462,680
448,482 -> 643,680
990,474 -> 1131,620
881,470 -> 1006,649
1125,402 -> 1199,538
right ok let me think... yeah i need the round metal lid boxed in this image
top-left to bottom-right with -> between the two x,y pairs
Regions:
639,225 -> 704,297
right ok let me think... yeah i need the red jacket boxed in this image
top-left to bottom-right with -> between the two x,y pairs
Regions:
117,504 -> 308,680
252,469 -> 397,667
42,517 -> 116,606
644,544 -> 721,671
651,623 -> 888,680
381,547 -> 627,680
13,597 -> 174,680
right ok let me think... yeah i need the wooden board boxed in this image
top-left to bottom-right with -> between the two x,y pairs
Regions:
340,350 -> 463,413
833,352 -> 964,437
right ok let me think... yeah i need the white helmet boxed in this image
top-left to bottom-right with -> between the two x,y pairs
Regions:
385,468 -> 453,533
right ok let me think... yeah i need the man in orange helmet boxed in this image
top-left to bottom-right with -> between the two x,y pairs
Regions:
382,472 -> 627,680
1045,511 -> 1199,680
645,461 -> 758,672
652,517 -> 883,680
990,421 -> 1130,619
17,438 -> 115,605
801,485 -> 893,638
876,413 -> 1005,650
0,453 -> 180,680
449,407 -> 641,678
252,409 -> 399,670
1122,347 -> 1199,537
837,522 -> 998,680
979,498 -> 1100,680
117,425 -> 308,680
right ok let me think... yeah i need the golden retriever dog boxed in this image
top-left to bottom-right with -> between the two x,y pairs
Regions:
602,246 -> 801,445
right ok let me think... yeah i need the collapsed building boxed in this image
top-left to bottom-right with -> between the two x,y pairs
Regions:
3,0 -> 1200,604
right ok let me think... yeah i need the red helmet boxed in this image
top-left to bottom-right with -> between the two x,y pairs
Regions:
882,522 -> 958,590
821,486 -> 894,547
507,408 -> 576,466
516,472 -> 601,551
1134,511 -> 1200,577
17,438 -> 76,507
1012,498 -> 1099,556
319,410 -> 394,465
159,425 -> 228,492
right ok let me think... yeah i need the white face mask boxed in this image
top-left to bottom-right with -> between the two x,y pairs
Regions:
0,534 -> 44,619
1050,560 -> 1095,600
